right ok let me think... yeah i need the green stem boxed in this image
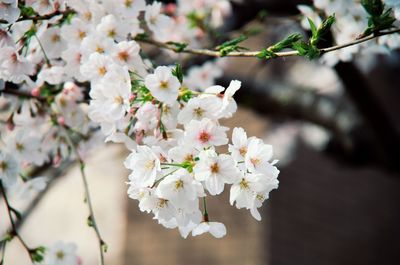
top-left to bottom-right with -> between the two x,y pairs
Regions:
33,33 -> 51,67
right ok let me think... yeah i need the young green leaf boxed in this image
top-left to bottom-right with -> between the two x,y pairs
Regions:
361,0 -> 384,16
257,33 -> 303,60
215,35 -> 248,56
310,14 -> 336,46
166,41 -> 188,53
172,63 -> 183,83
307,17 -> 318,37
360,6 -> 396,37
30,246 -> 46,263
292,41 -> 321,60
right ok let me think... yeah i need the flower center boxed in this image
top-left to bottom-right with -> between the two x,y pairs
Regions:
175,180 -> 184,190
118,51 -> 129,62
96,45 -> 104,53
108,29 -> 116,38
250,157 -> 260,166
239,147 -> 247,156
210,163 -> 219,174
193,107 -> 204,118
51,34 -> 60,43
157,199 -> 168,208
56,251 -> 65,260
0,161 -> 8,171
98,66 -> 106,76
78,30 -> 86,40
125,0 -> 133,8
198,131 -> 210,143
159,81 -> 169,89
144,159 -> 155,170
239,178 -> 249,190
183,154 -> 193,162
16,143 -> 25,152
114,95 -> 124,105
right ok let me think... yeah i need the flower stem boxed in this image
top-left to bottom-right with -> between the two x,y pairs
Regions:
60,126 -> 106,265
0,182 -> 33,263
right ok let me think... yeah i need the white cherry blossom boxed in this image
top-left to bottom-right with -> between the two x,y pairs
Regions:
0,152 -> 19,187
193,149 -> 239,195
184,118 -> 229,149
44,241 -> 79,265
144,66 -> 181,104
192,221 -> 227,238
125,145 -> 162,187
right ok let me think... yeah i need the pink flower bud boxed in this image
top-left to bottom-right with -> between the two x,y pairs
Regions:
129,94 -> 136,102
31,87 -> 41,97
196,28 -> 205,38
53,154 -> 61,168
164,3 -> 176,15
6,122 -> 14,131
57,116 -> 65,126
135,131 -> 144,144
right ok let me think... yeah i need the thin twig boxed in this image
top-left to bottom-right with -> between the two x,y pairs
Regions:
0,182 -> 33,262
136,28 -> 400,58
60,126 -> 106,265
0,10 -> 73,24
0,88 -> 45,101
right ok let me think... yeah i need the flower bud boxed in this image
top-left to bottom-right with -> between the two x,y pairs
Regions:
53,154 -> 61,168
57,116 -> 65,126
31,87 -> 41,97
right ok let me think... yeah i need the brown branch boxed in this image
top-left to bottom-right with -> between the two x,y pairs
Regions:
0,88 -> 45,101
136,28 -> 400,58
0,9 -> 74,24
0,182 -> 34,262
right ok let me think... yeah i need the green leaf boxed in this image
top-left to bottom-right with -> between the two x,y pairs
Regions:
216,35 -> 248,56
292,41 -> 321,60
87,216 -> 94,227
310,14 -> 336,46
172,63 -> 183,83
179,88 -> 193,102
361,0 -> 384,16
101,241 -> 108,253
256,49 -> 276,59
271,33 -> 303,52
166,41 -> 188,53
257,33 -> 303,60
30,246 -> 46,263
135,33 -> 149,41
216,35 -> 248,50
307,17 -> 318,37
360,6 -> 396,37
19,6 -> 36,17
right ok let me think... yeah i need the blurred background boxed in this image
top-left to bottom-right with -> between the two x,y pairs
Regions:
2,0 -> 400,264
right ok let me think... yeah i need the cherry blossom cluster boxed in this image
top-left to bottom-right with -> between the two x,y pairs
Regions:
298,0 -> 400,65
0,0 -> 275,243
1,1 -> 399,263
123,75 -> 280,238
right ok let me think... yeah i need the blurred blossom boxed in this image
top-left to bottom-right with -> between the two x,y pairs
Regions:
300,123 -> 331,151
263,123 -> 300,166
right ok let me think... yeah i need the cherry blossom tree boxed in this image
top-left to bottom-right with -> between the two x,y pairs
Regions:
0,0 -> 399,264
